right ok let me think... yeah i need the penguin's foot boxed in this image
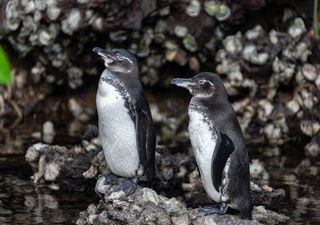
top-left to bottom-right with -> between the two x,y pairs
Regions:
199,202 -> 228,216
95,174 -> 138,196
113,177 -> 138,196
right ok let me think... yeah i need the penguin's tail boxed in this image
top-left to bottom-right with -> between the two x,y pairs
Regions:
239,201 -> 253,220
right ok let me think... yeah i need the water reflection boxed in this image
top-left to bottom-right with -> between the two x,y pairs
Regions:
264,159 -> 320,224
0,156 -> 96,225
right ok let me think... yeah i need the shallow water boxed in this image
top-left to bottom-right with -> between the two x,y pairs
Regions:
0,156 -> 96,225
0,152 -> 319,224
260,153 -> 320,225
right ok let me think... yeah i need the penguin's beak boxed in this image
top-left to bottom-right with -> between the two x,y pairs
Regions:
92,47 -> 115,65
170,78 -> 195,90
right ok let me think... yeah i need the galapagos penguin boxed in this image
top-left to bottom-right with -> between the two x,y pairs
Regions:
170,72 -> 252,219
93,47 -> 156,195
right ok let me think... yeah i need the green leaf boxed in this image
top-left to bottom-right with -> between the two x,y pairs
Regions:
0,46 -> 12,85
314,0 -> 319,38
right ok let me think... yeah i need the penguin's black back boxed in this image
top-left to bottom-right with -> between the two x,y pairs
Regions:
192,72 -> 252,219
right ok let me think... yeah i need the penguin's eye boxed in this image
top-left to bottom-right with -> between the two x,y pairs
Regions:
198,80 -> 207,86
199,80 -> 210,88
198,79 -> 214,90
115,52 -> 124,60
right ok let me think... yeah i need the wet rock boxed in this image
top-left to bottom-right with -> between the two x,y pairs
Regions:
25,133 -> 103,192
77,185 -> 268,225
253,206 -> 289,224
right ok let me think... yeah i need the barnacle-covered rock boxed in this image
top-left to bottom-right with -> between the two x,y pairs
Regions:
77,186 -> 288,225
212,16 -> 320,161
25,128 -> 103,191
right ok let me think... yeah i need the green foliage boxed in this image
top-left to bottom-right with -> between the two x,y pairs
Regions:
0,45 -> 12,85
314,0 -> 319,38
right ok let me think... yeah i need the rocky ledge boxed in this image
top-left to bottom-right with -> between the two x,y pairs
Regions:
76,187 -> 288,225
25,128 -> 289,225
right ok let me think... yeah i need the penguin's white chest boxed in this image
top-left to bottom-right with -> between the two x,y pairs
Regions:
188,109 -> 221,202
96,81 -> 140,178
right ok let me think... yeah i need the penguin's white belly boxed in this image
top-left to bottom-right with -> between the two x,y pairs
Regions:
188,109 -> 221,202
96,82 -> 140,178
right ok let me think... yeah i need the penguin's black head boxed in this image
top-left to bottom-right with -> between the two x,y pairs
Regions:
92,47 -> 137,74
170,72 -> 228,100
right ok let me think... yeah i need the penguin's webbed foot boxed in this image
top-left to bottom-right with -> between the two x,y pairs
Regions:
95,174 -> 138,197
113,177 -> 138,196
199,203 -> 228,216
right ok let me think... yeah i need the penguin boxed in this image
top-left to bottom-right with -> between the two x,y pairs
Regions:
170,72 -> 252,219
93,47 -> 156,195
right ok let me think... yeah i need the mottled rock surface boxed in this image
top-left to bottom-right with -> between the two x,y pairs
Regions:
76,187 -> 288,225
25,129 -> 105,192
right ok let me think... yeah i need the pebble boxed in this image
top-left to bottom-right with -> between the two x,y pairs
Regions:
44,162 -> 60,181
62,9 -> 82,35
141,188 -> 160,205
183,34 -> 198,52
223,33 -> 243,54
174,25 -> 188,38
171,214 -> 191,225
302,64 -> 317,81
106,191 -> 126,201
186,0 -> 201,17
288,18 -> 306,38
42,121 -> 55,143
82,165 -> 98,179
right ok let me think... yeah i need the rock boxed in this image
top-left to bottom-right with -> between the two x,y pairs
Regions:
250,160 -> 269,185
106,191 -> 126,201
141,188 -> 160,205
174,25 -> 188,38
83,165 -> 98,179
25,143 -> 48,162
288,18 -> 306,39
42,121 -> 55,143
61,9 -> 82,35
253,206 -> 289,224
204,1 -> 220,17
25,139 -> 102,192
186,0 -> 201,17
171,214 -> 191,225
183,34 -> 198,53
223,33 -> 243,54
192,213 -> 260,225
44,162 -> 60,181
305,136 -> 320,158
302,64 -> 317,81
163,197 -> 187,216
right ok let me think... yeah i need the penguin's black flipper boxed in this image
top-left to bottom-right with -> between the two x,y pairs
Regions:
134,103 -> 156,181
211,132 -> 234,191
135,106 -> 148,171
145,112 -> 156,180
